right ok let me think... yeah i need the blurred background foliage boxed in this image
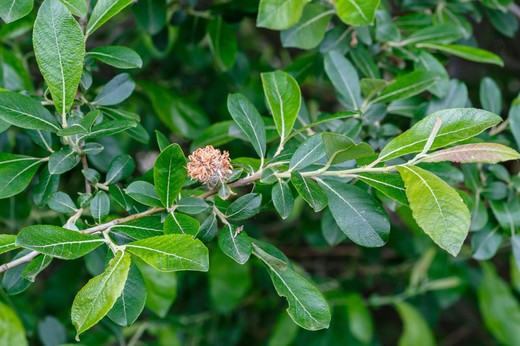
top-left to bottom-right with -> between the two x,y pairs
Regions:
2,0 -> 520,345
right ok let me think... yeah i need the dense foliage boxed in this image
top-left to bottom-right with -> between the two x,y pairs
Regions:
1,0 -> 520,344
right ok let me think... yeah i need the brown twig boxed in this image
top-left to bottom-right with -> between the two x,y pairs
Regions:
81,155 -> 92,194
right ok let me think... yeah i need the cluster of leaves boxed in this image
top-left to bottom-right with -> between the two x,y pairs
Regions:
1,0 -> 520,345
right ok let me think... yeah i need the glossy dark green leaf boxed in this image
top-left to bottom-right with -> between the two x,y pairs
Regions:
207,16 -> 237,71
176,197 -> 208,214
90,191 -> 110,223
153,144 -> 186,208
480,77 -> 502,114
49,146 -> 80,175
88,46 -> 142,69
94,73 -> 135,106
0,92 -> 60,132
225,193 -> 262,222
289,134 -> 326,171
357,172 -> 408,205
281,4 -> 333,49
107,263 -> 146,326
372,71 -> 439,104
163,212 -> 200,236
86,0 -> 133,36
324,51 -> 361,110
47,191 -> 77,215
291,172 -> 327,212
218,224 -> 252,264
134,259 -> 176,318
106,155 -> 135,184
111,216 -> 163,240
0,153 -> 43,199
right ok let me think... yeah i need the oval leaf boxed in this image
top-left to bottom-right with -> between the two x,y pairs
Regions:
423,143 -> 520,164
153,144 -> 186,208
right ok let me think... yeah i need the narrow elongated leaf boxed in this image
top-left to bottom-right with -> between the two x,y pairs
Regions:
126,234 -> 209,272
71,251 -> 131,339
107,263 -> 146,326
257,0 -> 309,30
0,153 -> 43,199
16,225 -> 104,259
281,4 -> 333,49
398,165 -> 470,256
395,302 -> 435,346
254,245 -> 331,331
379,108 -> 502,162
0,92 -> 60,132
372,71 -> 439,104
0,234 -> 18,255
291,172 -> 327,212
423,143 -> 520,164
33,0 -> 85,117
218,224 -> 252,264
324,51 -> 361,110
399,25 -> 463,46
227,93 -> 266,159
418,43 -> 504,66
261,71 -> 301,142
0,0 -> 33,23
85,120 -> 136,139
272,181 -> 294,219
335,0 -> 379,26
153,144 -> 186,208
289,134 -> 326,171
318,178 -> 390,247
357,172 -> 408,205
86,0 -> 133,36
88,46 -> 142,69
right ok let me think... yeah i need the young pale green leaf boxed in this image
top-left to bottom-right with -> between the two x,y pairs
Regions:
422,143 -> 520,164
125,181 -> 163,207
289,134 -> 326,171
111,216 -> 163,240
395,301 -> 436,346
21,254 -> 52,282
324,51 -> 361,110
0,92 -> 60,132
372,71 -> 439,104
86,0 -> 133,36
47,191 -> 77,215
357,173 -> 408,205
322,132 -> 374,165
207,16 -> 238,71
318,178 -> 390,247
417,43 -> 504,66
59,0 -> 87,17
335,0 -> 379,26
49,146 -> 80,175
0,0 -> 33,23
227,94 -> 266,159
225,193 -> 262,222
257,0 -> 309,30
164,212 -> 200,235
281,4 -> 333,49
126,234 -> 209,272
272,181 -> 294,219
218,224 -> 252,264
107,263 -> 146,327
0,234 -> 18,255
90,191 -> 110,223
399,25 -> 463,46
71,251 -> 131,340
379,108 -> 502,162
0,153 -> 43,199
106,155 -> 135,184
88,46 -> 143,69
0,301 -> 28,346
261,71 -> 301,143
291,172 -> 327,212
153,143 -> 186,208
480,77 -> 502,114
16,225 -> 104,259
33,0 -> 85,117
93,73 -> 135,106
398,165 -> 470,256
477,262 -> 520,345
254,245 -> 331,331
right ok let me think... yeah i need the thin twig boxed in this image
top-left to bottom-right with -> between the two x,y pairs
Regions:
81,155 -> 92,194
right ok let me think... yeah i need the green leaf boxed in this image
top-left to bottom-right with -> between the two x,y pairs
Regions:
335,0 -> 380,26
0,153 -> 43,199
125,181 -> 163,207
379,108 -> 502,162
225,193 -> 262,222
417,43 -> 504,66
86,0 -> 133,36
480,77 -> 502,114
422,143 -> 520,164
134,259 -> 176,318
85,119 -> 136,139
261,71 -> 301,143
272,181 -> 294,219
93,73 -> 135,106
324,51 -> 361,110
318,178 -> 390,247
289,134 -> 326,171
372,71 -> 439,104
0,234 -> 18,255
281,4 -> 333,49
489,199 -> 520,232
509,94 -> 520,149
0,92 -> 60,132
257,0 -> 309,30
395,301 -> 435,346
322,133 -> 374,165
90,191 -> 110,223
109,184 -> 133,211
477,262 -> 520,345
111,216 -> 163,240
227,93 -> 266,160
33,0 -> 85,117
59,0 -> 87,17
0,0 -> 32,23
290,172 -> 327,212
218,224 -> 252,264
398,165 -> 470,256
21,254 -> 52,282
0,301 -> 28,345
107,263 -> 146,326
57,110 -> 101,136
164,212 -> 200,235
2,250 -> 32,295
16,225 -> 104,259
71,251 -> 131,340
106,155 -> 135,184
153,144 -> 186,208
88,46 -> 143,69
414,51 -> 450,98
49,146 -> 80,175
47,191 -> 77,214
344,293 -> 373,343
176,197 -> 209,214
207,16 -> 237,71
357,173 -> 408,205
254,244 -> 331,331
126,234 -> 209,272
399,25 -> 463,46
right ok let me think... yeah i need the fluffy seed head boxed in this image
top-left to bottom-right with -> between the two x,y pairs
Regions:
187,145 -> 233,187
